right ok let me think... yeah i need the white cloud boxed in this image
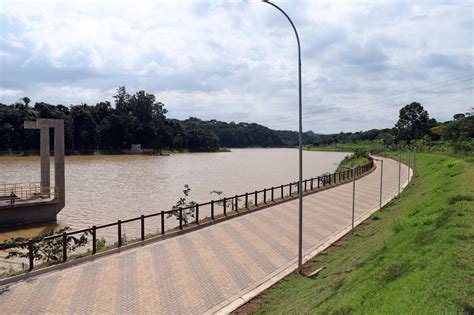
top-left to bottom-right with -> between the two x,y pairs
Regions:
0,0 -> 472,132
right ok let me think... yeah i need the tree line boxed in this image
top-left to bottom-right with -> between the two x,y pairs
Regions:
1,89 -> 471,154
311,102 -> 474,153
0,87 -> 297,153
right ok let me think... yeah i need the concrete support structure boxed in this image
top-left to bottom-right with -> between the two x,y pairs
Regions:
0,119 -> 65,228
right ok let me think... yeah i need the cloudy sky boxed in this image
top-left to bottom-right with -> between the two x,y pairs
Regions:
1,0 -> 472,133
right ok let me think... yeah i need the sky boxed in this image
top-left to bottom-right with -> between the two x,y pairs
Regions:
0,0 -> 473,133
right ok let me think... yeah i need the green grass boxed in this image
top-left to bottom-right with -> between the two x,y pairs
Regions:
246,153 -> 474,314
304,141 -> 385,153
335,154 -> 369,173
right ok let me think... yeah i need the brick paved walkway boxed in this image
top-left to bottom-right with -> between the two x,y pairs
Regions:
0,158 -> 410,314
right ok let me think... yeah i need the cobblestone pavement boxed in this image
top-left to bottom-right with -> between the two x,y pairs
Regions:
0,158 -> 410,314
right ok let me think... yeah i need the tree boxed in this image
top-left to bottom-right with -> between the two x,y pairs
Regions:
395,102 -> 430,143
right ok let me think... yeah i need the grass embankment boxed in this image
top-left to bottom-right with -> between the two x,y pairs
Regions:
239,153 -> 474,314
335,154 -> 369,173
305,141 -> 385,153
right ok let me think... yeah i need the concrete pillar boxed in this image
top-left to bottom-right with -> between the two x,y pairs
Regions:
54,120 -> 65,208
40,127 -> 50,196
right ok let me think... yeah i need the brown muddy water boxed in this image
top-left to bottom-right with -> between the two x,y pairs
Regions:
0,148 -> 347,243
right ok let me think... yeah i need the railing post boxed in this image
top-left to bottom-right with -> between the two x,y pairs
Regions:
118,220 -> 122,247
263,189 -> 267,204
352,168 -> 356,233
62,232 -> 67,262
28,239 -> 34,271
211,200 -> 215,219
318,176 -> 320,188
245,193 -> 248,209
407,150 -> 411,182
161,211 -> 165,234
92,225 -> 97,254
223,197 -> 227,216
289,183 -> 292,196
310,178 -> 313,190
304,180 -> 307,192
379,160 -> 384,210
195,204 -> 199,225
271,187 -> 274,202
398,153 -> 401,196
281,185 -> 284,198
254,191 -> 258,206
235,195 -> 238,211
179,209 -> 183,229
140,215 -> 145,241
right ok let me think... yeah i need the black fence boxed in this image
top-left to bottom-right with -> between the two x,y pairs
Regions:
21,158 -> 374,271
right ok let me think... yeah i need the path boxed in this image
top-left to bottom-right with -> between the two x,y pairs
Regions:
0,157 -> 410,314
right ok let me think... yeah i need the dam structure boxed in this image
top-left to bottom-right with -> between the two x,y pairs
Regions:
0,118 -> 65,228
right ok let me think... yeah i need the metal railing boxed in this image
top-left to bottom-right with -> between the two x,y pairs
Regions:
18,158 -> 375,271
0,183 -> 57,204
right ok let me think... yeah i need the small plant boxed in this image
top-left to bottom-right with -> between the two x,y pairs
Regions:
96,237 -> 107,251
371,212 -> 381,220
0,226 -> 89,264
167,184 -> 197,224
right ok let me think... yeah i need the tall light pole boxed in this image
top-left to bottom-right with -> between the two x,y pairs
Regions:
262,0 -> 304,273
343,166 -> 356,232
373,158 -> 384,209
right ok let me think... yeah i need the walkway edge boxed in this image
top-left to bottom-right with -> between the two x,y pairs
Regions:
212,165 -> 412,315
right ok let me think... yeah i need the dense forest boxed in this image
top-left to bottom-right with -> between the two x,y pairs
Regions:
0,87 -> 307,153
1,87 -> 472,154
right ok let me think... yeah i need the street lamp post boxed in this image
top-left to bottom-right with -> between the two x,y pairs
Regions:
343,166 -> 356,232
261,0 -> 304,273
408,150 -> 411,181
398,152 -> 401,196
373,158 -> 384,209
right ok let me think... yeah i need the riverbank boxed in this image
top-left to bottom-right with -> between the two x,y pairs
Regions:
0,147 -> 231,157
235,153 -> 473,313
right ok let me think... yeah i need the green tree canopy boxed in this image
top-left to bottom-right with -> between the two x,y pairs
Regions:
395,102 -> 430,143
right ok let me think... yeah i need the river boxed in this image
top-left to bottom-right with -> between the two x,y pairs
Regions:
0,148 -> 348,242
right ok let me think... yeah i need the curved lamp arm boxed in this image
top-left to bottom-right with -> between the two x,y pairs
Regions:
262,0 -> 304,274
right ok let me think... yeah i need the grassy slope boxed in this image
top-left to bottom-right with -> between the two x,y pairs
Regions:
335,155 -> 369,173
251,153 -> 474,314
304,141 -> 385,153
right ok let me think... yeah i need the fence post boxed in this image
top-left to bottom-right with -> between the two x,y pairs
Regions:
310,178 -> 313,190
62,232 -> 67,262
179,209 -> 183,230
290,183 -> 292,196
408,150 -> 411,182
254,191 -> 258,206
271,187 -> 274,202
304,180 -> 307,192
211,200 -> 215,219
245,193 -> 248,209
235,195 -> 239,212
351,168 -> 356,233
398,153 -> 401,196
141,215 -> 145,241
318,177 -> 320,188
161,211 -> 165,234
28,239 -> 34,271
223,197 -> 227,216
281,185 -> 284,198
413,147 -> 417,174
195,204 -> 199,225
92,225 -> 97,254
379,160 -> 384,209
263,189 -> 267,204
118,220 -> 122,247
